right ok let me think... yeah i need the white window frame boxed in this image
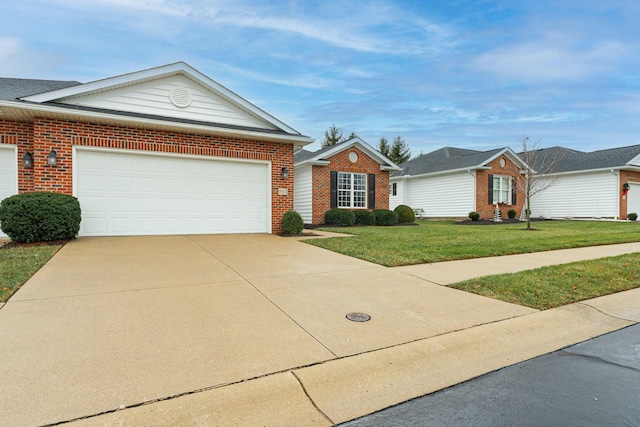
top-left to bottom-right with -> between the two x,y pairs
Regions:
337,171 -> 367,208
493,175 -> 512,204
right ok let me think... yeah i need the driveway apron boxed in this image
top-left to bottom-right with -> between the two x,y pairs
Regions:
0,234 -> 533,426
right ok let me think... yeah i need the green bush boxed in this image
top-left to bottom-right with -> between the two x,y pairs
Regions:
469,211 -> 480,221
507,209 -> 517,219
373,209 -> 399,226
281,210 -> 304,235
394,204 -> 416,223
354,210 -> 376,225
324,209 -> 356,227
0,192 -> 81,243
628,212 -> 638,221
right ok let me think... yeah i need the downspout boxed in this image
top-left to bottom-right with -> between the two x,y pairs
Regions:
467,169 -> 476,212
613,169 -> 620,220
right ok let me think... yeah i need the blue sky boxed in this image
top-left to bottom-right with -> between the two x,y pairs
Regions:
2,1 -> 639,154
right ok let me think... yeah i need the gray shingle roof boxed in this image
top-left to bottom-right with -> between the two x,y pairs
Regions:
522,145 -> 640,173
0,78 -> 81,101
293,149 -> 316,163
392,146 -> 507,177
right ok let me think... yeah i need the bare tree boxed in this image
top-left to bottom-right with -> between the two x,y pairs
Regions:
517,136 -> 565,229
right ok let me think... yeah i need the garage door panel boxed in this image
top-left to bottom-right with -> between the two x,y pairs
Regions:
76,150 -> 270,236
0,146 -> 17,238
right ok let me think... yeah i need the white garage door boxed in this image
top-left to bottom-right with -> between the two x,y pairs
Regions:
76,149 -> 270,236
627,183 -> 640,219
0,146 -> 18,238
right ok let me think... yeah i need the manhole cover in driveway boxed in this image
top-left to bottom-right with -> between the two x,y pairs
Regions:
346,312 -> 371,322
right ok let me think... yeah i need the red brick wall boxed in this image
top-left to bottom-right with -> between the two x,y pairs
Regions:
475,156 -> 525,219
1,120 -> 35,192
1,118 -> 294,233
619,170 -> 640,219
311,147 -> 390,224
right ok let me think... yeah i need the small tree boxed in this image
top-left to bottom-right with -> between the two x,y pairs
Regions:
378,137 -> 391,157
389,136 -> 411,164
518,136 -> 564,229
347,131 -> 358,140
321,124 -> 345,148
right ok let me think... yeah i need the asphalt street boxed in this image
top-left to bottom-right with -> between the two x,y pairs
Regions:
340,323 -> 640,427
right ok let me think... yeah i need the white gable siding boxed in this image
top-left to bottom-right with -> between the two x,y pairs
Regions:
400,172 -> 475,217
294,164 -> 313,224
389,179 -> 406,210
60,75 -> 277,130
530,171 -> 618,218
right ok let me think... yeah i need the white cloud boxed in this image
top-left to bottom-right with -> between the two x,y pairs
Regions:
472,35 -> 629,82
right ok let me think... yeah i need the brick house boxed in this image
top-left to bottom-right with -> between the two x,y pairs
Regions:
0,62 -> 312,237
293,137 -> 401,224
389,147 -> 527,219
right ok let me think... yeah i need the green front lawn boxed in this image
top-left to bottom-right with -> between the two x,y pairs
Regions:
450,253 -> 640,310
307,220 -> 640,267
0,244 -> 62,302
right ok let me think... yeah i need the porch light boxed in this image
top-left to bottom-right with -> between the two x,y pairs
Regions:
22,152 -> 34,168
47,149 -> 57,166
281,166 -> 289,179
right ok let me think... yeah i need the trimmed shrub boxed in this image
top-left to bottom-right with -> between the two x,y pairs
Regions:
373,209 -> 399,226
628,212 -> 638,221
507,209 -> 517,219
469,211 -> 480,221
394,204 -> 416,223
0,192 -> 81,243
324,209 -> 356,227
281,210 -> 303,235
354,210 -> 376,225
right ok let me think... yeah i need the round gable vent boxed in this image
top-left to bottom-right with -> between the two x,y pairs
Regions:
170,87 -> 192,108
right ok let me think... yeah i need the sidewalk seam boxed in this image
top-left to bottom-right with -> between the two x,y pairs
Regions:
291,371 -> 335,425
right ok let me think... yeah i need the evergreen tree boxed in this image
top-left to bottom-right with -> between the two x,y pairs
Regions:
321,124 -> 344,148
378,137 -> 391,157
389,136 -> 411,164
347,132 -> 358,140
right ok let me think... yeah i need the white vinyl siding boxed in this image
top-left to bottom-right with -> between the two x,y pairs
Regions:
61,75 -> 276,130
530,171 -> 618,218
75,148 -> 270,236
293,164 -> 313,224
389,179 -> 405,210
397,172 -> 475,217
0,145 -> 18,237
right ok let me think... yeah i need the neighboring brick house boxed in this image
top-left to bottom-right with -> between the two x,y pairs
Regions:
0,62 -> 312,237
293,137 -> 401,224
525,144 -> 640,220
389,147 -> 527,219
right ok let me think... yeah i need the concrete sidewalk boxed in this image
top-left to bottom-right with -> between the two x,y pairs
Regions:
0,237 -> 638,426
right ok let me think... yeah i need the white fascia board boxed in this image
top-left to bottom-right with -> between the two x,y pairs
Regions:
20,62 -> 302,135
392,166 -> 490,180
536,166 -> 636,177
294,159 -> 330,167
300,137 -> 402,169
0,100 -> 313,145
483,147 -> 530,170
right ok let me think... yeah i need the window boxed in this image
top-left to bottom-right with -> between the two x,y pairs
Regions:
391,182 -> 397,196
338,172 -> 367,208
492,175 -> 512,204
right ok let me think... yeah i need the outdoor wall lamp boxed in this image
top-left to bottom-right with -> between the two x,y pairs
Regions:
281,166 -> 289,179
22,152 -> 34,168
47,149 -> 58,166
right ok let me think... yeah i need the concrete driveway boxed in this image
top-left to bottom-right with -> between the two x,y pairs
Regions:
0,234 -> 538,426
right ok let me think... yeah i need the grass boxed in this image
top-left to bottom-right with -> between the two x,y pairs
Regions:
306,220 -> 640,267
450,253 -> 640,310
0,244 -> 63,302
